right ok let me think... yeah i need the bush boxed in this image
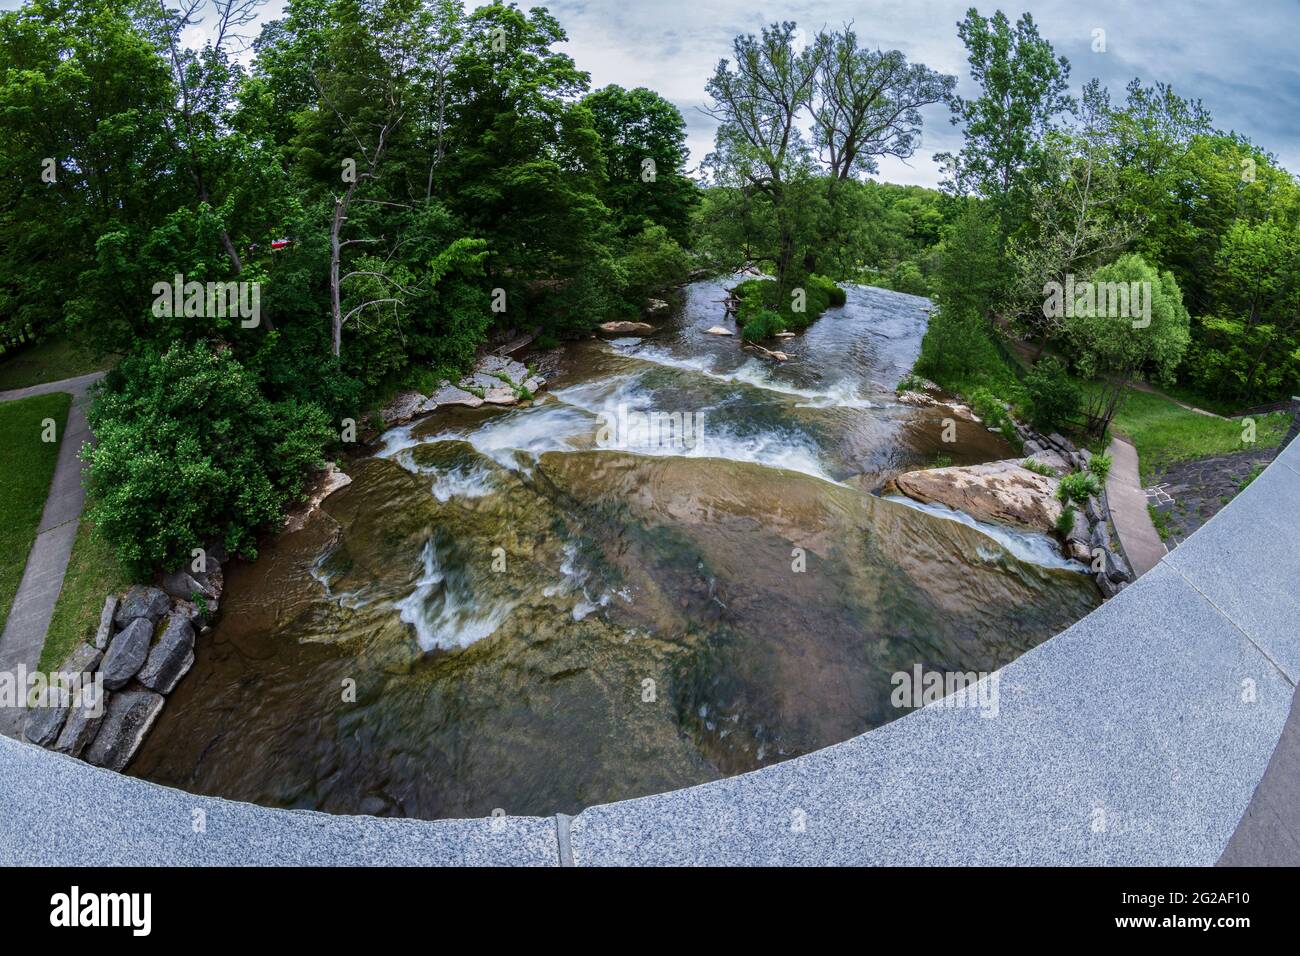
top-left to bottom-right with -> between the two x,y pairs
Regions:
1024,356 -> 1082,431
739,306 -> 786,341
1056,470 -> 1102,505
732,275 -> 843,334
1087,452 -> 1112,482
1055,503 -> 1077,537
85,342 -> 334,576
915,305 -> 1009,391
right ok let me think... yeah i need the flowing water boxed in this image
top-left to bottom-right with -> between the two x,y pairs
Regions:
130,278 -> 1099,818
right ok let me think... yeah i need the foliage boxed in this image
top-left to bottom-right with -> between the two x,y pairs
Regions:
1087,452 -> 1112,482
84,342 -> 333,576
1020,457 -> 1054,477
1057,470 -> 1102,504
1054,503 -> 1076,537
1024,356 -> 1081,431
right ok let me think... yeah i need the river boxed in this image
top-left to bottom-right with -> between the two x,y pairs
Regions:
129,277 -> 1099,818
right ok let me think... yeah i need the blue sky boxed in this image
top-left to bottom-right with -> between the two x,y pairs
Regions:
6,0 -> 1298,186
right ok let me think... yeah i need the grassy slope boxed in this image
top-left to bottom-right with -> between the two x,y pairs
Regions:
0,391 -> 71,633
0,337 -> 114,391
1106,388 -> 1290,482
40,509 -> 131,671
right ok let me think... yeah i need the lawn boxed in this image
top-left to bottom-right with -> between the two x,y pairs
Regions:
1107,387 -> 1291,482
39,508 -> 131,672
0,336 -> 114,391
0,391 -> 72,634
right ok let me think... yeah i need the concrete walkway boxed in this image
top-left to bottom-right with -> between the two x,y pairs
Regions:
1104,436 -> 1166,577
0,371 -> 104,739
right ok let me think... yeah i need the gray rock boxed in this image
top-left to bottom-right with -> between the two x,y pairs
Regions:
1090,520 -> 1113,552
60,641 -> 103,678
523,377 -> 544,394
482,386 -> 518,406
1085,495 -> 1104,525
22,689 -> 71,747
380,388 -> 425,426
53,683 -> 108,758
113,586 -> 170,628
1048,432 -> 1076,453
83,689 -> 165,772
1096,571 -> 1122,599
160,563 -> 222,602
459,372 -> 501,391
100,618 -> 153,690
1106,549 -> 1134,584
644,298 -> 671,316
428,384 -> 483,409
136,613 -> 195,694
94,595 -> 118,650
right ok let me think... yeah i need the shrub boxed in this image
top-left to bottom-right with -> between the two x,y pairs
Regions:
1055,503 -> 1077,537
1087,452 -> 1112,482
739,306 -> 786,341
915,305 -> 1010,391
85,341 -> 334,576
1056,470 -> 1102,505
1024,356 -> 1082,431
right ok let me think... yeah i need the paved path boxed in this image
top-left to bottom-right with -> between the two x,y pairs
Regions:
0,371 -> 104,739
1104,436 -> 1166,577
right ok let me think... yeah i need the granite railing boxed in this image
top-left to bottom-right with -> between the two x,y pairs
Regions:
3,434 -> 1297,866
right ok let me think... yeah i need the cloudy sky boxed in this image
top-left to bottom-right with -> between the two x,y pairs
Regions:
7,0 -> 1298,186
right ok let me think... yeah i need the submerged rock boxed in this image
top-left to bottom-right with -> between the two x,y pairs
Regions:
283,464 -> 353,534
886,460 -> 1063,534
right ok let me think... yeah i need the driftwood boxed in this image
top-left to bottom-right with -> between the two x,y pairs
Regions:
744,342 -> 789,361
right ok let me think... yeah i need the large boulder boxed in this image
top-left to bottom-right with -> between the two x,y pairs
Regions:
137,613 -> 195,694
93,595 -> 118,650
53,683 -> 108,758
83,689 -> 165,772
482,387 -> 518,406
282,464 -> 353,535
380,388 -> 425,426
113,586 -> 169,628
22,690 -> 71,747
599,321 -> 654,335
424,384 -> 483,410
100,618 -> 153,690
888,460 -> 1064,534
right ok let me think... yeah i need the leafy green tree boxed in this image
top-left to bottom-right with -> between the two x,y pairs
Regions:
939,8 -> 1074,234
583,85 -> 698,245
1065,254 -> 1191,435
85,341 -> 333,575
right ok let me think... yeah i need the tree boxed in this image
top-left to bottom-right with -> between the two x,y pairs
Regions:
583,85 -> 698,244
1065,254 -> 1191,435
704,22 -> 821,289
809,26 -> 954,186
939,8 -> 1074,233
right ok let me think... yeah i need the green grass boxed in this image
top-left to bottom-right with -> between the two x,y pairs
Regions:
40,508 -> 131,671
1104,387 -> 1291,482
0,391 -> 72,633
0,337 -> 113,391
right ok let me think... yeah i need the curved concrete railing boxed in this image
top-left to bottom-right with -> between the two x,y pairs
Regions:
4,436 -> 1297,866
